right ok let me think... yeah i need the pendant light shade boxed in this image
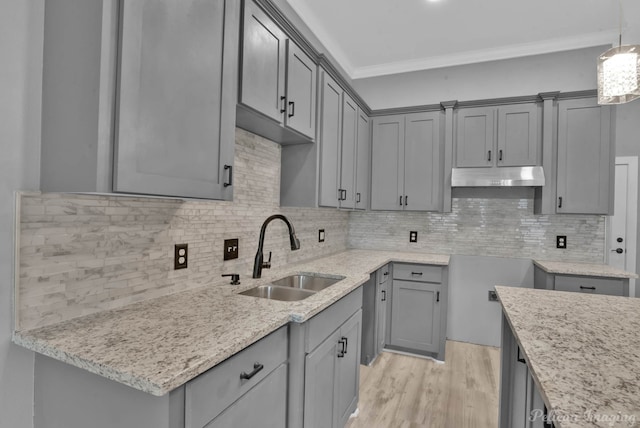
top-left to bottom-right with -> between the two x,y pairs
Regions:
597,44 -> 640,104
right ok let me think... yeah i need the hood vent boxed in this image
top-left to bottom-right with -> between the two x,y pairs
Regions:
451,166 -> 545,187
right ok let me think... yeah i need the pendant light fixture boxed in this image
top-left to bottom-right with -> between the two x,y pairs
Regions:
597,0 -> 640,105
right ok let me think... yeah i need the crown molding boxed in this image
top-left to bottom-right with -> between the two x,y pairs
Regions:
351,30 -> 618,80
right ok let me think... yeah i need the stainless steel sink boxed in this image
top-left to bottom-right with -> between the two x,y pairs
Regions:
239,285 -> 315,301
270,273 -> 345,292
238,273 -> 345,301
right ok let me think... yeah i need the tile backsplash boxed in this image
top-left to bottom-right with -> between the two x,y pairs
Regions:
17,129 -> 349,330
17,129 -> 608,331
349,196 -> 605,262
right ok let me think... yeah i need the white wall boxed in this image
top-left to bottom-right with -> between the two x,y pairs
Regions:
0,1 -> 43,427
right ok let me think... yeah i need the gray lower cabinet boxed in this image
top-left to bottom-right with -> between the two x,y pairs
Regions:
33,326 -> 288,428
289,287 -> 363,428
376,264 -> 390,355
499,314 -> 549,428
387,263 -> 448,360
533,266 -> 629,296
371,112 -> 442,211
237,0 -> 317,144
556,98 -> 614,214
455,104 -> 539,168
304,310 -> 362,428
40,0 -> 239,199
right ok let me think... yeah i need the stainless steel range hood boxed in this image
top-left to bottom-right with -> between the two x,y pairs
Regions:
451,166 -> 545,187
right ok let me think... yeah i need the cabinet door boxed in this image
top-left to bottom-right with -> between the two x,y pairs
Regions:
285,40 -> 316,139
304,329 -> 341,428
371,115 -> 404,210
376,280 -> 388,354
390,280 -> 441,353
318,71 -> 343,208
556,99 -> 613,214
456,107 -> 495,167
339,93 -> 358,210
404,112 -> 441,211
240,0 -> 286,123
115,0 -> 236,199
497,104 -> 538,167
355,110 -> 370,210
336,310 -> 362,428
204,364 -> 287,428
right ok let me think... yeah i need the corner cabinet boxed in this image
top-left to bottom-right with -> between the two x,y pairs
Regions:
455,103 -> 539,168
40,0 -> 239,200
387,263 -> 448,360
237,0 -> 317,144
371,112 -> 443,211
555,98 -> 614,215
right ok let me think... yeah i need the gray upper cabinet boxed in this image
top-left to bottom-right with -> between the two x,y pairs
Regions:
237,0 -> 317,144
556,98 -> 614,215
355,111 -> 371,210
40,0 -> 239,200
239,0 -> 286,123
338,94 -> 358,210
455,103 -> 539,168
318,71 -> 343,208
371,112 -> 442,211
456,107 -> 495,167
318,70 -> 370,211
114,0 -> 237,199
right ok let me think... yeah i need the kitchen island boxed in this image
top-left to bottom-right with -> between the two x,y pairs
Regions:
496,286 -> 640,428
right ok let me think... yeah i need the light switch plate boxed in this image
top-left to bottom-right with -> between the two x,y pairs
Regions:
224,239 -> 238,260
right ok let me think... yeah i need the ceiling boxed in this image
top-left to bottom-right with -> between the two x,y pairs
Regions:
285,0 -> 623,80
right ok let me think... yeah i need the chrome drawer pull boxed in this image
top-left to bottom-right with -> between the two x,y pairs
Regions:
579,286 -> 596,291
240,362 -> 264,380
411,272 -> 423,276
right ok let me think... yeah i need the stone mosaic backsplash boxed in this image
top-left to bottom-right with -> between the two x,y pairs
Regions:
17,129 -> 349,330
349,198 -> 605,262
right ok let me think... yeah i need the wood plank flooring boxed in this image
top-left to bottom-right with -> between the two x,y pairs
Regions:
346,341 -> 500,428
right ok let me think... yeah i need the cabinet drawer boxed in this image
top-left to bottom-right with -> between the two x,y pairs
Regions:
554,275 -> 624,296
306,286 -> 363,353
378,264 -> 390,285
185,326 -> 288,428
393,263 -> 442,283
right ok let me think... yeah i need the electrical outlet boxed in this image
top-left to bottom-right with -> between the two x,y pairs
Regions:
224,239 -> 238,261
318,229 -> 325,243
174,244 -> 188,269
409,231 -> 418,243
488,290 -> 499,302
556,235 -> 567,249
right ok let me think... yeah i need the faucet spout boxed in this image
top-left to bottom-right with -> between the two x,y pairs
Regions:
252,214 -> 300,278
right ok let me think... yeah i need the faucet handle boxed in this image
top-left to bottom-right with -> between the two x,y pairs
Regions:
263,251 -> 272,269
222,273 -> 241,285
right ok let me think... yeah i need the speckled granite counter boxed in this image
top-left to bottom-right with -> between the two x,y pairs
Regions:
496,286 -> 640,428
13,249 -> 449,396
533,260 -> 638,279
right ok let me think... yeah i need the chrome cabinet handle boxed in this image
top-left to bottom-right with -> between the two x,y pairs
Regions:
411,272 -> 423,276
499,149 -> 503,161
487,150 -> 492,162
404,195 -> 408,206
558,196 -> 563,208
224,165 -> 233,187
288,101 -> 295,118
337,338 -> 346,358
381,289 -> 386,301
356,193 -> 361,203
436,291 -> 440,302
579,286 -> 596,290
240,362 -> 264,380
399,196 -> 403,206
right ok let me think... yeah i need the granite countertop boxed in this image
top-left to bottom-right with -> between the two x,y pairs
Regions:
533,260 -> 638,279
495,286 -> 640,428
13,249 -> 449,396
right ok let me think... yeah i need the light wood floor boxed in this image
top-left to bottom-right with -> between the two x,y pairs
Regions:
346,341 -> 500,428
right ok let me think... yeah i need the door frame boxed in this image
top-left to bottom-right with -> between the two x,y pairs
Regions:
606,156 -> 638,297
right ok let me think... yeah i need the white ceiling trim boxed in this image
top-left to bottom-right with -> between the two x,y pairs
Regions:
350,30 -> 619,79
